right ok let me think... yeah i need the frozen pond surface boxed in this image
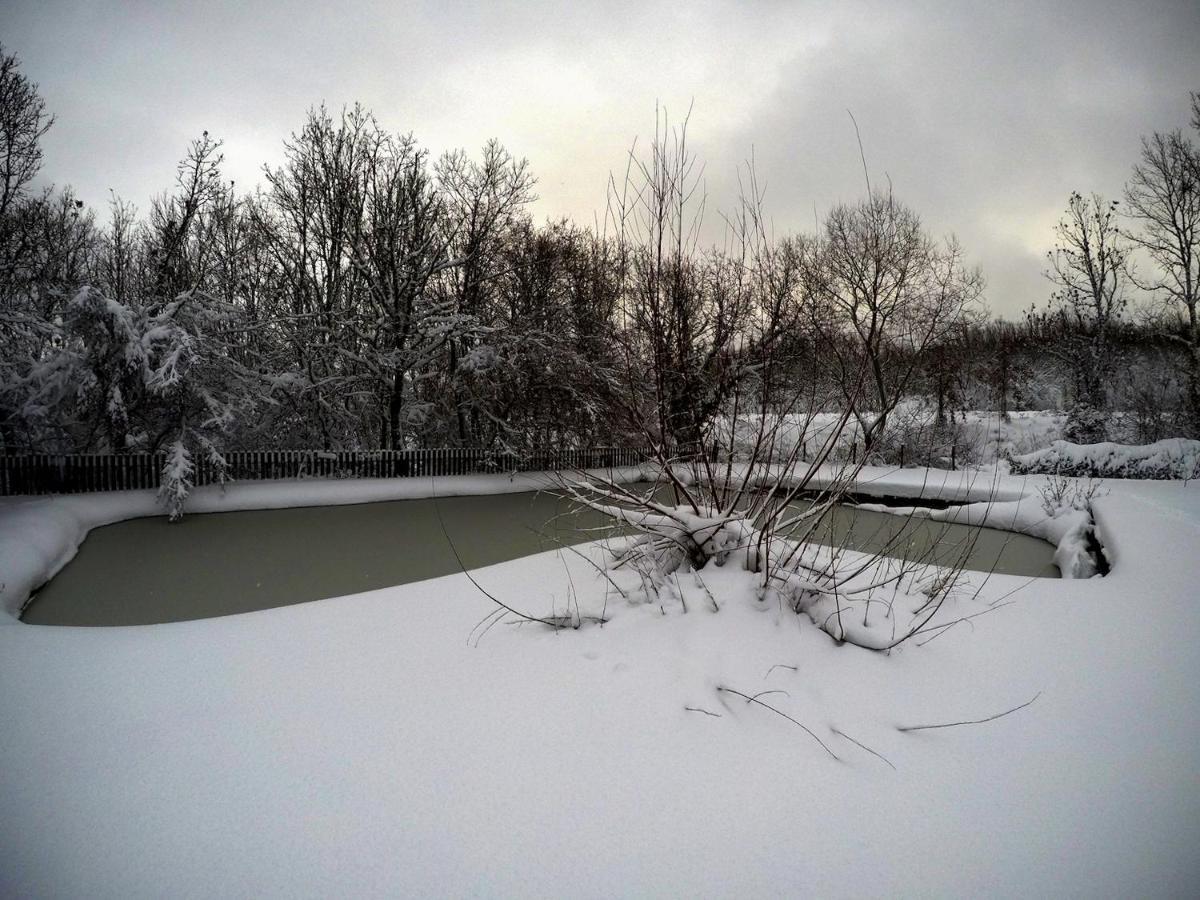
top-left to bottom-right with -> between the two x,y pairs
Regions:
23,489 -> 1058,626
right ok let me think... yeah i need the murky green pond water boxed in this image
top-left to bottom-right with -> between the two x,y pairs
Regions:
23,490 -> 1057,626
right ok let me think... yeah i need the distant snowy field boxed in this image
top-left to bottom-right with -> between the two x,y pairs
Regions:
2,463 -> 1199,896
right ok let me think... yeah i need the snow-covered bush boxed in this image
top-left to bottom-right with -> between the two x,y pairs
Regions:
604,503 -> 763,579
1011,438 -> 1200,480
13,286 -> 148,451
8,286 -> 257,516
1037,472 -> 1106,517
561,402 -> 976,652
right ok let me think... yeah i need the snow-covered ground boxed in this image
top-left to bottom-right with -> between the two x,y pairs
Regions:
720,407 -> 1068,464
2,466 -> 1199,897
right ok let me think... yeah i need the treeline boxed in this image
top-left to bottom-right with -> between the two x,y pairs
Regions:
916,314 -> 1195,442
0,102 -> 627,455
1,44 -> 1198,512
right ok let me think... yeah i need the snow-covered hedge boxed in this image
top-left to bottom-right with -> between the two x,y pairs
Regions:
1010,438 -> 1200,480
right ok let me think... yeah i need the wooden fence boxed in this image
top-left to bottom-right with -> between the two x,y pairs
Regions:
0,447 -> 645,497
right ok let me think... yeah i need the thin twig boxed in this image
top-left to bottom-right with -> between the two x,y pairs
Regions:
831,727 -> 897,771
897,691 -> 1042,733
467,605 -> 507,647
432,484 -> 579,631
763,663 -> 798,679
749,689 -> 791,702
717,685 -> 839,760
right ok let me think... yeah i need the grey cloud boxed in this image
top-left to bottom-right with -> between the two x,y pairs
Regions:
5,0 -> 1199,315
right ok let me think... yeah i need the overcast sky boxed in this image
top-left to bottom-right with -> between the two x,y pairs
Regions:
6,0 -> 1199,316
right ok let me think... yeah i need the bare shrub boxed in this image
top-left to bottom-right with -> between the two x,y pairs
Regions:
1038,472 -> 1106,517
559,392 -> 985,651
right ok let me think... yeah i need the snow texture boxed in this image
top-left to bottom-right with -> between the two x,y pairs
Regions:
2,466 -> 1199,897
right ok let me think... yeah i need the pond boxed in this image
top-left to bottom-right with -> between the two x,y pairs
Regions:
22,489 -> 1058,626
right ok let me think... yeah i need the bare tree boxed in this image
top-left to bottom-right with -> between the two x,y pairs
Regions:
146,131 -> 228,301
974,319 -> 1026,423
801,191 -> 983,456
257,104 -> 375,447
357,130 -> 464,449
606,107 -> 751,460
0,45 -> 56,318
0,45 -> 53,221
1124,120 -> 1200,433
436,139 -> 535,444
459,219 -> 626,452
556,387 -> 982,650
0,47 -> 102,451
1045,191 -> 1131,434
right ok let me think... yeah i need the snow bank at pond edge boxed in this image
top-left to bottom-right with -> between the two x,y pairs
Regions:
0,463 -> 1061,624
857,493 -> 1096,577
0,468 -> 651,623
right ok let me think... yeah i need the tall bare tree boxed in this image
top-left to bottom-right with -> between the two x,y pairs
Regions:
1045,191 -> 1131,430
1124,116 -> 1200,433
257,105 -> 374,447
0,45 -> 52,222
801,191 -> 983,455
356,130 -> 462,449
0,46 -> 98,451
436,140 -> 535,444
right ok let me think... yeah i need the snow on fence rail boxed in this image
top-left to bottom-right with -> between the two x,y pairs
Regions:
0,447 -> 645,496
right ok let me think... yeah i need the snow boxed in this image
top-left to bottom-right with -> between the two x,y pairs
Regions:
854,487 -> 1099,578
1011,437 -> 1200,480
720,407 -> 1070,464
2,466 -> 1199,896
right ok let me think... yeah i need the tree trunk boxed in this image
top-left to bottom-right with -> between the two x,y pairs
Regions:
1188,343 -> 1200,437
998,349 -> 1011,422
388,367 -> 405,451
